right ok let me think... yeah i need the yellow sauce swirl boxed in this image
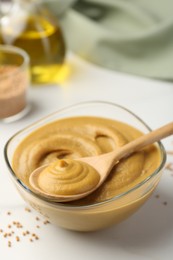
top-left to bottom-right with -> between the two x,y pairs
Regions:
36,159 -> 100,195
12,116 -> 161,205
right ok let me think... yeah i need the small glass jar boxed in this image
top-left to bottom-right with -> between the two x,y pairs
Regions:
0,44 -> 30,122
0,0 -> 66,85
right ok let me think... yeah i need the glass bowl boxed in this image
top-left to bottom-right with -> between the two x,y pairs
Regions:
4,101 -> 166,231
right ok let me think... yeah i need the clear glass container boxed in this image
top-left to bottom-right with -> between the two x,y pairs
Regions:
0,0 -> 66,85
0,44 -> 30,122
4,101 -> 166,231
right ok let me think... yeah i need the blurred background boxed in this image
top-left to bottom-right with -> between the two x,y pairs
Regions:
1,0 -> 173,86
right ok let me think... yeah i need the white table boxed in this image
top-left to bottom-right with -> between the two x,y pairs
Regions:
0,53 -> 173,260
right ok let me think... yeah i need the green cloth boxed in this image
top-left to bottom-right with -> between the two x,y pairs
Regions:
53,0 -> 173,80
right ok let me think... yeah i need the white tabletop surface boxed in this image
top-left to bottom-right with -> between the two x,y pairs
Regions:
0,53 -> 173,260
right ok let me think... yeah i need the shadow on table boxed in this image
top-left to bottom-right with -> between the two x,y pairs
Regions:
63,187 -> 173,252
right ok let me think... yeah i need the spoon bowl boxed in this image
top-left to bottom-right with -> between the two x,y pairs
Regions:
29,121 -> 173,202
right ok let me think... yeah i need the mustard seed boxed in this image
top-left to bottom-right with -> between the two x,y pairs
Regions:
25,207 -> 31,212
16,236 -> 20,242
43,220 -> 50,225
8,241 -> 12,247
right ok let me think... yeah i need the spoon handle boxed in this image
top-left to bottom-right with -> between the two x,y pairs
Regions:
114,121 -> 173,161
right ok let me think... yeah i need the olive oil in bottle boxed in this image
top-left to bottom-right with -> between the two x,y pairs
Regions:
0,0 -> 66,85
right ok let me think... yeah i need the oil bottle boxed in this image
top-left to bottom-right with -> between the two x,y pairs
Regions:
0,0 -> 66,85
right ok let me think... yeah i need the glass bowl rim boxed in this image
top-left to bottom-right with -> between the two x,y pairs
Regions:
0,44 -> 30,79
4,101 -> 167,210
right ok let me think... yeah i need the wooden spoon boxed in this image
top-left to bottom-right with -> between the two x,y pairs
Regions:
29,122 -> 173,202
